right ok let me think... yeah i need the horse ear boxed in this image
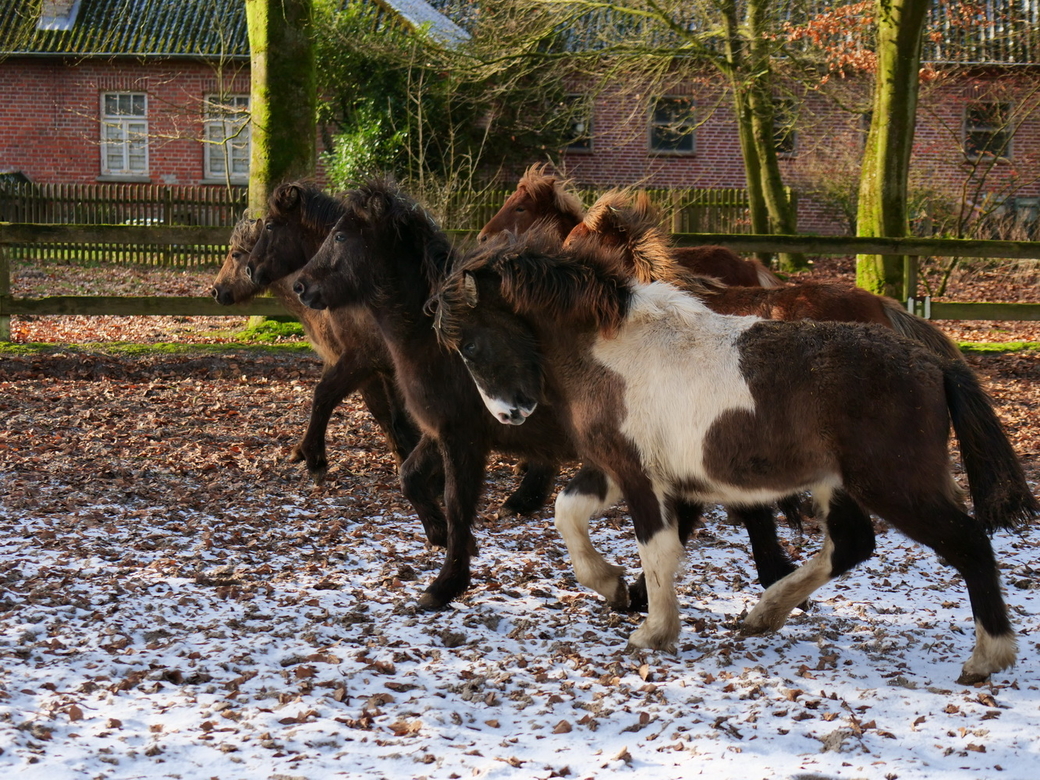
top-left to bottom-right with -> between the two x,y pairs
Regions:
276,184 -> 302,210
463,272 -> 479,307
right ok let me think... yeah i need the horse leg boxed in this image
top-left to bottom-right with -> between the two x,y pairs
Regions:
417,436 -> 486,610
399,434 -> 448,547
628,499 -> 704,612
625,482 -> 684,653
867,494 -> 1015,683
743,488 -> 874,634
497,459 -> 558,518
732,504 -> 799,589
291,353 -> 364,483
553,465 -> 627,609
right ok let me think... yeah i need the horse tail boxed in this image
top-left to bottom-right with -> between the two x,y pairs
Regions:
752,259 -> 785,289
944,359 -> 1038,533
881,298 -> 964,362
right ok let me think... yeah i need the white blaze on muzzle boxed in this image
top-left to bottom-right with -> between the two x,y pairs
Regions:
463,361 -> 537,425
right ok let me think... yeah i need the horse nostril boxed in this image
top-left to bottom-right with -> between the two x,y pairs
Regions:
244,265 -> 254,281
209,287 -> 218,300
293,281 -> 305,296
477,234 -> 487,244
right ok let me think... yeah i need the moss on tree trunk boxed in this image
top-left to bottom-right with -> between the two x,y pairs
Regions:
856,0 -> 928,298
246,0 -> 317,215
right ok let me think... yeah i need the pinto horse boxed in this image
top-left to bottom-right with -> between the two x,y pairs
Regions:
433,231 -> 1036,683
225,182 -> 556,520
567,190 -> 963,362
478,163 -> 783,288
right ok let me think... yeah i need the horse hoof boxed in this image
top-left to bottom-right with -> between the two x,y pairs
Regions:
627,578 -> 649,613
627,625 -> 678,654
956,670 -> 990,686
417,591 -> 451,611
497,496 -> 541,518
606,575 -> 630,612
289,444 -> 305,463
309,466 -> 328,486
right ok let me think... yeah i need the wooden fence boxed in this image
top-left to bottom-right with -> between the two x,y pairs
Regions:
0,183 -> 754,268
0,182 -> 248,266
3,223 -> 1040,342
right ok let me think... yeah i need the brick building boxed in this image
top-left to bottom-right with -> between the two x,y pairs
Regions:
0,0 -> 251,188
1,0 -> 1037,236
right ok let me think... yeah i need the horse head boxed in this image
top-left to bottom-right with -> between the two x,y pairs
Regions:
565,191 -> 728,296
477,163 -> 585,245
246,181 -> 341,288
210,215 -> 263,305
435,231 -> 631,425
294,180 -> 451,312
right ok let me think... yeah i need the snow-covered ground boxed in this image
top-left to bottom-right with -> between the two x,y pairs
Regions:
3,495 -> 1038,780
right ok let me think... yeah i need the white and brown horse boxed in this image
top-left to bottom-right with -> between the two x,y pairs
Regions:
433,231 -> 1037,684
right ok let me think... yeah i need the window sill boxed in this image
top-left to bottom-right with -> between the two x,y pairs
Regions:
200,178 -> 249,186
97,175 -> 152,183
648,150 -> 697,157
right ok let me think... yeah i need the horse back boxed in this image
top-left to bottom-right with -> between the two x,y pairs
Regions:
673,246 -> 781,288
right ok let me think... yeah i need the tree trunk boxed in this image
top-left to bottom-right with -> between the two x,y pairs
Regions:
246,0 -> 317,216
723,0 -> 807,272
856,0 -> 928,298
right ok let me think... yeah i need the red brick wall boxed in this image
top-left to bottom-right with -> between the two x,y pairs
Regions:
560,73 -> 1040,235
0,57 -> 251,186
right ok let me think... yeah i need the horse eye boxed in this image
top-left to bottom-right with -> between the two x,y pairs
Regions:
461,342 -> 479,359
264,222 -> 274,231
514,206 -> 526,213
334,232 -> 346,243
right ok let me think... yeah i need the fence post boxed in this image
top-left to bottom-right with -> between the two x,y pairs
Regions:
0,238 -> 10,341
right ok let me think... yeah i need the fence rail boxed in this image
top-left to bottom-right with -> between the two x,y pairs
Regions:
0,183 -> 755,268
3,224 -> 1040,342
0,182 -> 248,266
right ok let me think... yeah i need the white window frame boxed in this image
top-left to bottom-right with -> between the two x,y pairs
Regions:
649,96 -> 695,155
964,101 -> 1013,161
562,94 -> 593,153
100,92 -> 148,178
204,94 -> 251,182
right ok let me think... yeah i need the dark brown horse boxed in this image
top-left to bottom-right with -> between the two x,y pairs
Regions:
230,183 -> 561,522
290,180 -> 581,611
478,164 -> 783,288
433,230 -> 1036,683
568,190 -> 963,362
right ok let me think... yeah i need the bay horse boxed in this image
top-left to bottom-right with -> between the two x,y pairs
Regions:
291,179 -> 805,612
478,163 -> 783,288
567,190 -> 962,362
433,230 -> 1037,683
225,182 -> 557,521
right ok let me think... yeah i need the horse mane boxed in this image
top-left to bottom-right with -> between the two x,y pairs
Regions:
574,190 -> 728,298
229,214 -> 261,252
267,180 -> 346,234
438,229 -> 632,345
517,163 -> 585,226
342,178 -> 455,295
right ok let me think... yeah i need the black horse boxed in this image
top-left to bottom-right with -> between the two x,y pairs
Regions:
226,181 -> 556,520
